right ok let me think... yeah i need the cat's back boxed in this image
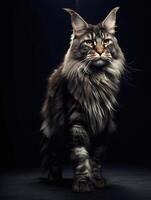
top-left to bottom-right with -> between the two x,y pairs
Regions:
47,65 -> 64,97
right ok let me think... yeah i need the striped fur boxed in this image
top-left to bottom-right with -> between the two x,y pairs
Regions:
41,7 -> 125,192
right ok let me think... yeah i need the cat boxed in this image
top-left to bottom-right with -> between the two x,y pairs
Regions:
40,7 -> 125,192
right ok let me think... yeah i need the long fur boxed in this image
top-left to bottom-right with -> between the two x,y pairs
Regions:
40,7 -> 125,192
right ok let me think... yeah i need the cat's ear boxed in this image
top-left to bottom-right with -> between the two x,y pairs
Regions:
63,8 -> 88,36
101,7 -> 120,34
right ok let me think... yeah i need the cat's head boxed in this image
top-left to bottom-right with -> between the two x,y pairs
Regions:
64,7 -> 124,73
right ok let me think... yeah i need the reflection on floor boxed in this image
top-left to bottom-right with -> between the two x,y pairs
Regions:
0,165 -> 151,200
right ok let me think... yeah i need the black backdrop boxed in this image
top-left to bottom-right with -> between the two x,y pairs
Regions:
1,0 -> 151,169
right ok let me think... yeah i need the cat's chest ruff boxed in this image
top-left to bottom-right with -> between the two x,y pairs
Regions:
81,80 -> 112,132
67,73 -> 115,133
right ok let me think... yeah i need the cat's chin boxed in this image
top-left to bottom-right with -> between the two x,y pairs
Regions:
90,59 -> 108,69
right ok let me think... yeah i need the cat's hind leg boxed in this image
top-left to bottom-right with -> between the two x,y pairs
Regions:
40,134 -> 63,182
47,151 -> 63,182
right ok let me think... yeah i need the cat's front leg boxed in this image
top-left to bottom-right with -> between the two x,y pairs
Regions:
91,146 -> 107,188
70,125 -> 94,192
71,147 -> 94,192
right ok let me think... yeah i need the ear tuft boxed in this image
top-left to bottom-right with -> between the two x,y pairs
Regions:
63,8 -> 75,15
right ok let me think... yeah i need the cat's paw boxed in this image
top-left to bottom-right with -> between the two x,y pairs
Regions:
48,170 -> 62,183
73,178 -> 94,192
93,177 -> 107,188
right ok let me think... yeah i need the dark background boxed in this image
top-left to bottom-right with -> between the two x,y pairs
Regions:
1,0 -> 150,170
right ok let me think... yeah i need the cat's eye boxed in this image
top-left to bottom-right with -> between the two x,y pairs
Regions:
84,40 -> 94,46
104,39 -> 112,45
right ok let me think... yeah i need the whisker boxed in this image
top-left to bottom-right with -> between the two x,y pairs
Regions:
125,64 -> 143,73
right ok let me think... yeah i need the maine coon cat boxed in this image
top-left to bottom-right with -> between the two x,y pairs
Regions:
41,7 -> 125,192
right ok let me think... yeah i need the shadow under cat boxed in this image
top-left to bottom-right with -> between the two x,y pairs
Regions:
1,166 -> 150,200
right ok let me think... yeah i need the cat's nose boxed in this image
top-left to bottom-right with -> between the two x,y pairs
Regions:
94,44 -> 105,55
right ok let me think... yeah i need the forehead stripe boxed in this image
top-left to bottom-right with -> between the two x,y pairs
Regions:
84,33 -> 92,40
92,32 -> 96,39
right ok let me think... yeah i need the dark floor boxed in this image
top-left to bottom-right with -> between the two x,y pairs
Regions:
0,165 -> 151,200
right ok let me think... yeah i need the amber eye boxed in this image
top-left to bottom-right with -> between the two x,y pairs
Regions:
84,40 -> 94,46
104,38 -> 112,45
